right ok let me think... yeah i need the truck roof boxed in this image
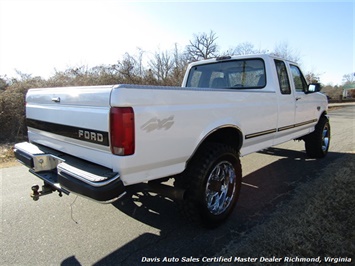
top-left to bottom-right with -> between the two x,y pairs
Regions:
189,53 -> 298,67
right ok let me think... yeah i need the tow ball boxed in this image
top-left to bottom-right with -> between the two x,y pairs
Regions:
30,184 -> 63,201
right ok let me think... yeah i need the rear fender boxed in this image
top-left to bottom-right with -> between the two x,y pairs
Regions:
188,123 -> 243,164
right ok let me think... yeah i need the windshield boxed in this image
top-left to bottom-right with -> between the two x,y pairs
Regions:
186,59 -> 266,89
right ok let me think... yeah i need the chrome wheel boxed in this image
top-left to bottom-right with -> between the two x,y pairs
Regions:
305,116 -> 330,158
205,161 -> 237,215
322,124 -> 330,152
174,143 -> 241,227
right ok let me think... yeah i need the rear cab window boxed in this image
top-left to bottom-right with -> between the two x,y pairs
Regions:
186,59 -> 266,89
274,59 -> 291,94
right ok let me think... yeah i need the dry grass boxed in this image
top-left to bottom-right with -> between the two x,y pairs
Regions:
217,153 -> 355,264
0,143 -> 18,168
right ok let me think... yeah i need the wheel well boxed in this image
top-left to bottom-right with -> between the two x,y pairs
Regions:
189,127 -> 243,162
321,111 -> 328,118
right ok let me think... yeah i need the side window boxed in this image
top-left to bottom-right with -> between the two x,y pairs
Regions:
274,60 -> 291,94
290,65 -> 307,92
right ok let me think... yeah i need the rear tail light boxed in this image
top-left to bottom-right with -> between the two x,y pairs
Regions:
110,107 -> 135,156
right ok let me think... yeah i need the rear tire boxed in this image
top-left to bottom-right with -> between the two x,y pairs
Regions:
304,116 -> 330,158
175,143 -> 242,228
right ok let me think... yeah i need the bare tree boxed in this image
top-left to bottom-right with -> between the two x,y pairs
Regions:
186,30 -> 219,61
117,52 -> 142,83
231,42 -> 256,55
148,50 -> 174,82
271,41 -> 300,63
342,73 -> 355,84
136,47 -> 145,77
305,71 -> 321,84
0,76 -> 9,91
171,43 -> 189,85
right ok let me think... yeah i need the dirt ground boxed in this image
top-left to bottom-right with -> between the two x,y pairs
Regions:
0,143 -> 18,168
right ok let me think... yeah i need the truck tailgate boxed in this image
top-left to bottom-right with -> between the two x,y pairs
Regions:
25,85 -> 114,169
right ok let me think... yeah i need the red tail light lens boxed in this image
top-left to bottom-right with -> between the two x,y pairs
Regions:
110,107 -> 135,156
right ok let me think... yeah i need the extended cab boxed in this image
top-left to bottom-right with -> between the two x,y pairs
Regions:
15,54 -> 330,227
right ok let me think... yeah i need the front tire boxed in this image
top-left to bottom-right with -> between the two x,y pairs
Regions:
175,143 -> 242,228
304,116 -> 330,158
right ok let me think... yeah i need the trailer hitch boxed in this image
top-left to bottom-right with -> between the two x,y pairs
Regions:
30,183 -> 65,201
28,169 -> 70,201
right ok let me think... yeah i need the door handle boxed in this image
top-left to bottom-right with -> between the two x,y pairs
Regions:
51,97 -> 61,103
296,97 -> 301,101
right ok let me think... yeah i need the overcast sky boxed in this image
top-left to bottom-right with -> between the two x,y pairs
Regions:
0,0 -> 354,85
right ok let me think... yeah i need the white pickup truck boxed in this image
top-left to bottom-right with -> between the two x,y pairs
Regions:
15,54 -> 330,227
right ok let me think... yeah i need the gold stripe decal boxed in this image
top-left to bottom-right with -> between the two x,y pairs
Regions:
245,129 -> 277,139
245,119 -> 317,140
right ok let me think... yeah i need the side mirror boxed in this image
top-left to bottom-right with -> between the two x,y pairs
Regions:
307,83 -> 321,93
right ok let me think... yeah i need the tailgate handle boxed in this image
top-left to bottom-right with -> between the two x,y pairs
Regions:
51,97 -> 61,103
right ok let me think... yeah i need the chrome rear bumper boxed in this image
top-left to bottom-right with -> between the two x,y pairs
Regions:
14,142 -> 126,202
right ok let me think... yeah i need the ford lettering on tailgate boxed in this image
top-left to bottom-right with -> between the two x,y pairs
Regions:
26,119 -> 109,146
